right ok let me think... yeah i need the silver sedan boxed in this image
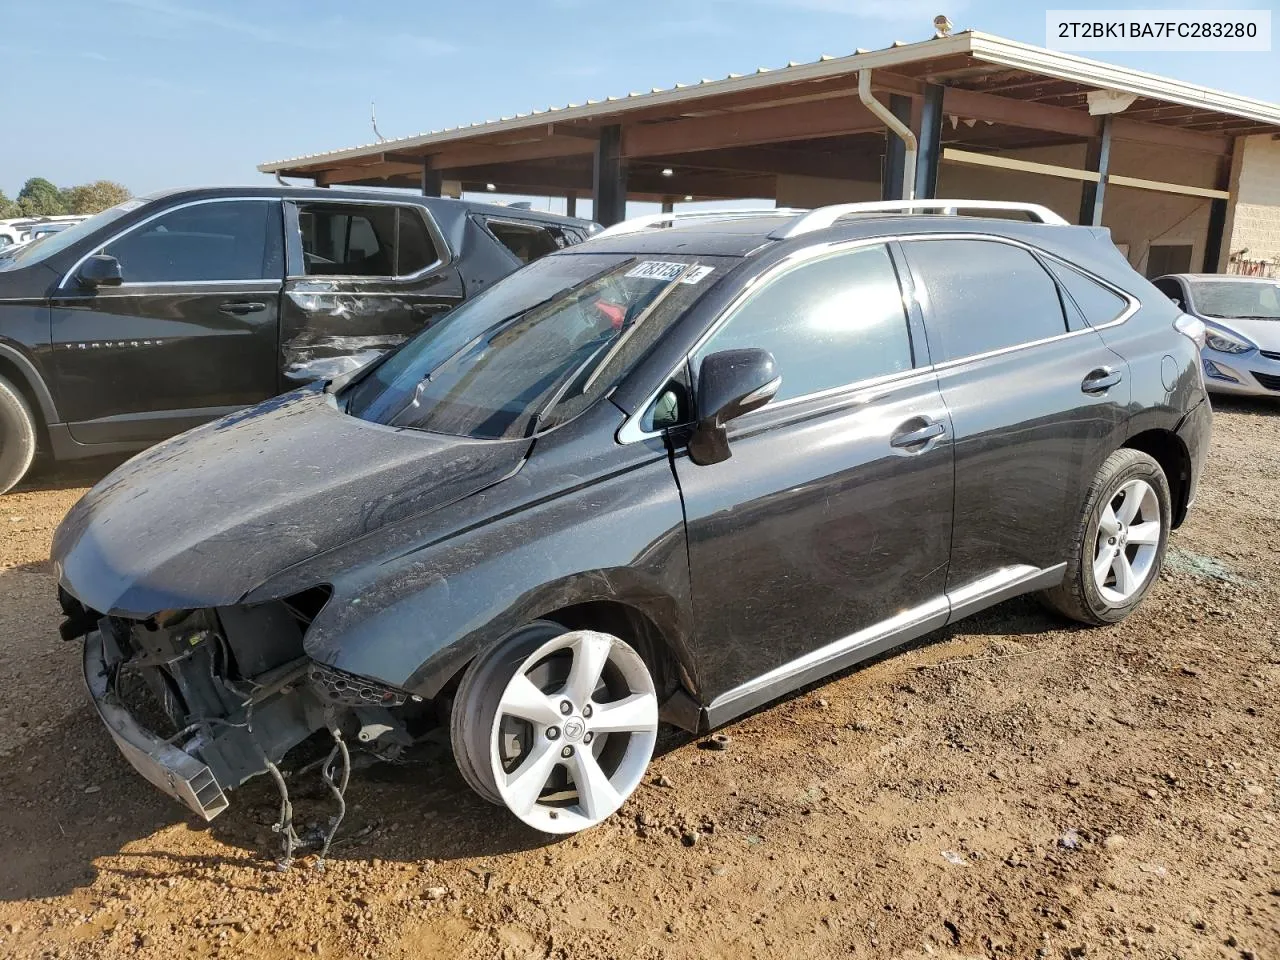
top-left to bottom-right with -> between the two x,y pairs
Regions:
1152,274 -> 1280,397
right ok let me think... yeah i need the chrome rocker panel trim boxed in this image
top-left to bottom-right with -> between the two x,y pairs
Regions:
703,562 -> 1066,728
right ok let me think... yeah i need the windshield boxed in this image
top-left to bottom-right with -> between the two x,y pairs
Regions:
344,252 -> 730,439
0,199 -> 145,271
1190,279 -> 1280,320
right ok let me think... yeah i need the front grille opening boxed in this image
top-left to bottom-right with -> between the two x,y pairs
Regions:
1252,370 -> 1280,391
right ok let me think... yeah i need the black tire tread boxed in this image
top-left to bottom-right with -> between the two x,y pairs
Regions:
1040,448 -> 1170,626
449,620 -> 567,807
0,374 -> 36,495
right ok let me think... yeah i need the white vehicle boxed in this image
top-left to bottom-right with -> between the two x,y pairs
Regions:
1153,273 -> 1280,397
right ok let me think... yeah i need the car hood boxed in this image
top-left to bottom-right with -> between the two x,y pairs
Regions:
1202,314 -> 1280,347
53,386 -> 531,617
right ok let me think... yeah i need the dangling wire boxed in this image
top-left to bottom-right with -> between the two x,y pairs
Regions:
264,758 -> 302,871
313,729 -> 351,871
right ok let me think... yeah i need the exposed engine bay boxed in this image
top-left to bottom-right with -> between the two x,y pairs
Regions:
66,590 -> 430,868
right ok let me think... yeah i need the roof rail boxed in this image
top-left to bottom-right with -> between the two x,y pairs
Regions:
773,200 -> 1070,238
592,208 -> 806,239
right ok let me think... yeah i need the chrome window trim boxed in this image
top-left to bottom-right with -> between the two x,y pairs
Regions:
58,196 -> 285,291
285,198 -> 448,283
78,279 -> 285,292
615,231 -> 1141,445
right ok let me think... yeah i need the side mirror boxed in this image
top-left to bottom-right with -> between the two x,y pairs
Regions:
77,254 -> 123,290
688,348 -> 780,466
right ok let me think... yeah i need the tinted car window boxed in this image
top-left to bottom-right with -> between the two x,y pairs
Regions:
905,239 -> 1067,362
296,203 -> 438,277
485,220 -> 563,264
1152,277 -> 1184,306
1047,261 -> 1129,327
104,200 -> 274,283
396,208 -> 439,275
694,244 -> 912,403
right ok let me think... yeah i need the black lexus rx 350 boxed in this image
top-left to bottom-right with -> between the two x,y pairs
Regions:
54,202 -> 1212,838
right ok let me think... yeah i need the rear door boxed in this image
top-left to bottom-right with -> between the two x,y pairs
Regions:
280,200 -> 463,383
669,242 -> 955,708
50,197 -> 284,444
899,236 -> 1131,599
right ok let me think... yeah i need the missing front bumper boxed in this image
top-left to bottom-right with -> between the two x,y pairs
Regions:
82,630 -> 230,820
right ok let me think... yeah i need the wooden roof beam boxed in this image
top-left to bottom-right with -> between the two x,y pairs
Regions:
643,145 -> 883,181
622,96 -> 884,158
943,86 -> 1230,155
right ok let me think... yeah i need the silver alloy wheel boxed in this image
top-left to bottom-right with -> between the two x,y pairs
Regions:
1093,478 -> 1162,604
489,630 -> 658,833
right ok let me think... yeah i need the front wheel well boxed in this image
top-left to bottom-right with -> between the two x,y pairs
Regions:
1123,429 -> 1191,527
543,601 -> 688,701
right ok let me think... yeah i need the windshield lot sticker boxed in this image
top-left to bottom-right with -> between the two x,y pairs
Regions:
626,261 -> 714,284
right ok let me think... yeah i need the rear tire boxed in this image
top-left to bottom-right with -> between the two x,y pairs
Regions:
1040,448 -> 1171,625
450,621 -> 658,834
0,374 -> 36,495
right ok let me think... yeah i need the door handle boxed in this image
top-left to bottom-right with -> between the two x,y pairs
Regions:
890,419 -> 947,450
1081,367 -> 1123,394
218,301 -> 267,316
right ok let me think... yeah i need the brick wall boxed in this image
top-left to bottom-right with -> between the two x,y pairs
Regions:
1225,134 -> 1280,276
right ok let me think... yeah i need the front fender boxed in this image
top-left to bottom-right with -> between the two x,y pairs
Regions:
296,438 -> 696,700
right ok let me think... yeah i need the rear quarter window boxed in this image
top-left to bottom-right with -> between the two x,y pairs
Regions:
1046,260 -> 1130,327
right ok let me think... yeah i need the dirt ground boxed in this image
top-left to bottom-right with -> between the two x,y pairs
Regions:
0,401 -> 1276,960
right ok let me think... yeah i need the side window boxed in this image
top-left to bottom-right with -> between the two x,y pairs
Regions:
904,239 -> 1067,363
295,204 -> 438,277
396,207 -> 439,275
693,243 -> 913,404
485,220 -> 562,264
1047,261 -> 1130,327
104,200 -> 275,283
1152,277 -> 1185,309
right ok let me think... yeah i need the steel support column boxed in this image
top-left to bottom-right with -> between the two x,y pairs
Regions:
593,125 -> 627,227
881,94 -> 913,201
913,84 -> 944,200
566,193 -> 577,218
421,158 -> 442,198
1078,115 -> 1113,227
1202,147 -> 1234,272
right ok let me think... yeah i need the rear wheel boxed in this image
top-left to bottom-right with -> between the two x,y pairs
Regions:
0,374 -> 36,495
1041,449 -> 1171,625
450,622 -> 659,834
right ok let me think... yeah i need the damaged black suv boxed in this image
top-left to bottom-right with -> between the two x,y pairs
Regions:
0,186 -> 595,493
54,202 -> 1211,842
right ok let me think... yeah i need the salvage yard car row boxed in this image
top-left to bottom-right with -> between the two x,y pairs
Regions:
0,187 -> 597,493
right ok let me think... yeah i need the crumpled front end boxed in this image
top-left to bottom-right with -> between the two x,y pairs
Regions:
71,590 -> 420,825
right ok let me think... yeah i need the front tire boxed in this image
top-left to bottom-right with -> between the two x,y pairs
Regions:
1041,449 -> 1171,625
450,622 -> 659,834
0,374 -> 37,495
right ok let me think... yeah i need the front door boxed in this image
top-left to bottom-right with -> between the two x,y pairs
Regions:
899,237 -> 1132,596
280,200 -> 464,384
50,198 -> 284,445
670,243 -> 954,712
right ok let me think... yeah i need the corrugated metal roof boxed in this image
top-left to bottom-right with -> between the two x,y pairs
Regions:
258,31 -> 1280,173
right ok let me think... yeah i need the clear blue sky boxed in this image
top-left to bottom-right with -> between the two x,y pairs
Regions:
1,0 -> 1276,201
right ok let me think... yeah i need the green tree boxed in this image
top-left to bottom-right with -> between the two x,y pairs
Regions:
16,177 -> 65,216
0,191 -> 19,220
61,180 -> 131,215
